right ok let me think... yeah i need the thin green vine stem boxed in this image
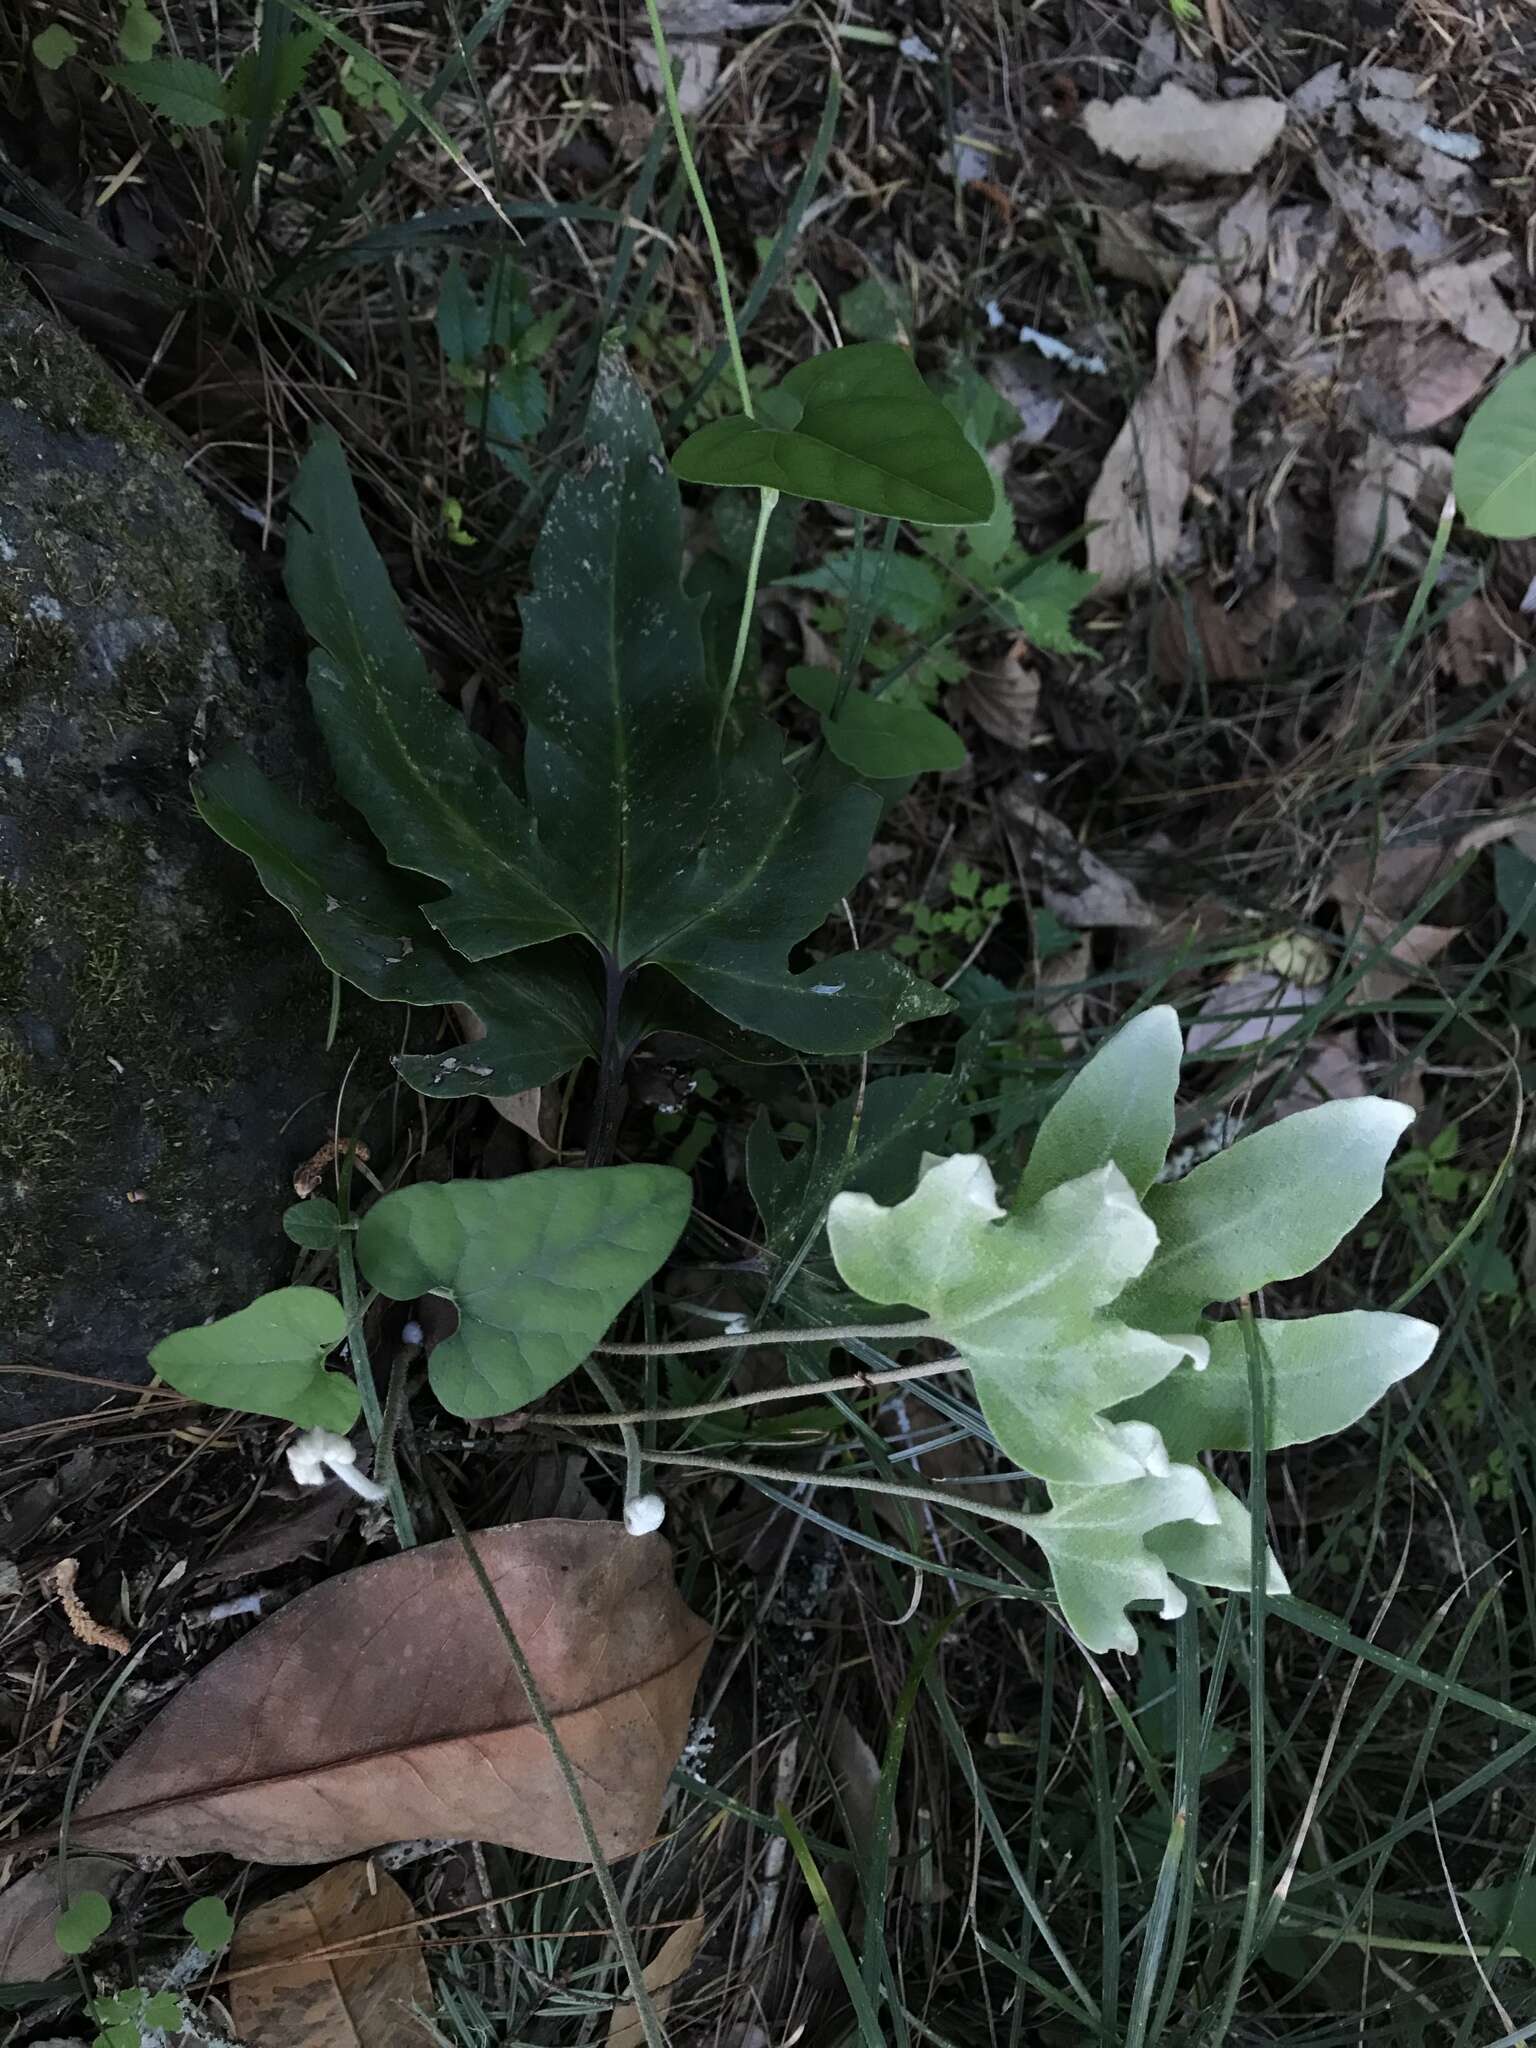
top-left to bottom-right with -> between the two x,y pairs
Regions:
595,1315 -> 936,1361
608,1445 -> 1040,1539
715,484 -> 779,746
334,1153 -> 416,1549
584,1360 -> 645,1507
640,0 -> 752,419
555,1349 -> 955,1429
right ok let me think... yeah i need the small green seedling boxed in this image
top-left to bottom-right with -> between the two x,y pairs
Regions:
89,1985 -> 184,2048
436,256 -> 569,484
827,1006 -> 1436,1651
894,863 -> 1012,979
53,1889 -> 113,1955
182,1895 -> 234,1950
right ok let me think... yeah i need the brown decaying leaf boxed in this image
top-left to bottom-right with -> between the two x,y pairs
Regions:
65,1523 -> 711,1865
1356,328 -> 1495,435
1333,439 -> 1452,578
1082,82 -> 1286,179
0,1856 -> 128,1985
1375,255 -> 1523,362
193,1486 -> 352,1589
1347,912 -> 1460,1005
607,1911 -> 707,2048
957,650 -> 1039,749
232,1860 -> 433,2047
1150,578 -> 1260,684
1086,189 -> 1265,594
999,788 -> 1158,931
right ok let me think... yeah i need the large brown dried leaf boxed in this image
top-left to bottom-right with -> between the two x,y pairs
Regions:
67,1523 -> 711,1865
1083,83 -> 1286,179
231,1861 -> 433,2046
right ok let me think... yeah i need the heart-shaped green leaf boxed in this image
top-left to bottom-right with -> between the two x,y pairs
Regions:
1017,1005 -> 1182,1207
182,1897 -> 234,1951
1454,354 -> 1536,537
671,344 -> 994,525
283,1198 -> 343,1252
149,1289 -> 356,1431
52,1890 -> 113,1956
355,1168 -> 692,1419
788,666 -> 966,779
828,1154 -> 1205,1485
1118,1099 -> 1415,1331
1115,1311 -> 1436,1460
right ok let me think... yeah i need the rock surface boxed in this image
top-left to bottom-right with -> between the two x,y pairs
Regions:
0,271 -> 393,1424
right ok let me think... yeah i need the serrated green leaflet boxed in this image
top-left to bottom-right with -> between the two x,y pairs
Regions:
182,1898 -> 234,1951
1115,1310 -> 1436,1460
194,751 -> 600,1098
787,665 -> 966,779
355,1167 -> 692,1418
828,1153 -> 1207,1485
671,344 -> 994,525
105,57 -> 228,126
149,1288 -> 356,1431
1453,354 -> 1536,537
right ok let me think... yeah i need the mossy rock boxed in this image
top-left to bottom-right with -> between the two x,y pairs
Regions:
0,270 -> 398,1424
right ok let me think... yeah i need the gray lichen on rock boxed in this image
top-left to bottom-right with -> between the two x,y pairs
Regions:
0,270 -> 396,1420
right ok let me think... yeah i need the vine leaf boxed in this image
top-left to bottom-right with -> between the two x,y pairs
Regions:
149,1289 -> 357,1431
787,666 -> 967,779
1114,1311 -> 1437,1460
355,1168 -> 692,1419
827,1154 -> 1206,1485
1118,1099 -> 1415,1331
1017,1004 -> 1182,1207
65,1524 -> 712,1864
671,344 -> 995,525
1454,354 -> 1536,538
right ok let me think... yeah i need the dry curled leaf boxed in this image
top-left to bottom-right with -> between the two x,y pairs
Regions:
232,1860 -> 433,2047
1150,579 -> 1260,683
957,650 -> 1040,748
63,1523 -> 711,1864
1356,328 -> 1496,435
607,1911 -> 707,2048
0,1857 -> 128,1985
998,788 -> 1157,930
1083,82 -> 1286,179
1085,191 -> 1265,593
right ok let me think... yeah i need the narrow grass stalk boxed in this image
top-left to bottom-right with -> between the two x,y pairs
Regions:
640,0 -> 752,418
1204,1308 -> 1271,2042
780,1804 -> 887,2048
425,1467 -> 668,2048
